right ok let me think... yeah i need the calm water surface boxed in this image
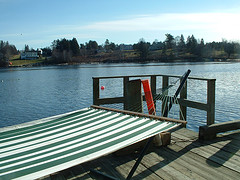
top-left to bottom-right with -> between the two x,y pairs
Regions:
0,62 -> 239,131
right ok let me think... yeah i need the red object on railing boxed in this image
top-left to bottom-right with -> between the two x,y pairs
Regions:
141,79 -> 156,115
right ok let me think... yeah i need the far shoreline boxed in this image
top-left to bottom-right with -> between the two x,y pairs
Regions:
4,58 -> 240,69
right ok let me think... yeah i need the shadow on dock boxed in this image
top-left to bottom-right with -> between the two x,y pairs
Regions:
43,128 -> 240,180
205,130 -> 240,168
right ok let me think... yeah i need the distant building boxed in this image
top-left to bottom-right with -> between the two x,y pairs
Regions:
119,44 -> 133,51
21,49 -> 42,60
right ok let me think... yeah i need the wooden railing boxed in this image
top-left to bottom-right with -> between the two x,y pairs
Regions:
93,74 -> 216,125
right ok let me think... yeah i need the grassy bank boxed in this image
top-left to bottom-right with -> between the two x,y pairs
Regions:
6,49 -> 239,67
9,55 -> 45,67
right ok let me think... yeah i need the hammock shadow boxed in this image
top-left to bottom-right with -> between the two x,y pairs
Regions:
56,130 -> 240,179
132,140 -> 197,179
48,128 -> 239,179
77,134 -> 195,179
134,130 -> 240,179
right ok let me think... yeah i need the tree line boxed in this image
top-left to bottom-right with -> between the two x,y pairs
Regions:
1,33 -> 240,67
133,34 -> 240,62
49,34 -> 240,63
0,41 -> 18,67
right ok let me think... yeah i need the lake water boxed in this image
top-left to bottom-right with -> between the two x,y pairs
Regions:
0,62 -> 239,132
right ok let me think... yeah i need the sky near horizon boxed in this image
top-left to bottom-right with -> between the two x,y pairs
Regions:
1,0 -> 240,50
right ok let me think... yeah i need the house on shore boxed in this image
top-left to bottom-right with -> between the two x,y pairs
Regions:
21,49 -> 42,60
119,44 -> 133,51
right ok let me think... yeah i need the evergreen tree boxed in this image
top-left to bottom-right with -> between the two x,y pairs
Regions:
178,34 -> 186,52
133,38 -> 150,61
197,38 -> 205,57
104,39 -> 116,52
0,41 -> 18,67
164,34 -> 175,49
224,42 -> 235,58
24,44 -> 29,51
104,39 -> 110,52
186,35 -> 198,55
42,47 -> 52,57
86,40 -> 98,54
70,38 -> 80,56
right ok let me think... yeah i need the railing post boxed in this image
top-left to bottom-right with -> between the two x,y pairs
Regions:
150,75 -> 157,96
124,79 -> 143,112
180,79 -> 187,127
207,79 -> 216,125
123,77 -> 129,110
93,78 -> 99,105
151,75 -> 157,108
162,76 -> 169,116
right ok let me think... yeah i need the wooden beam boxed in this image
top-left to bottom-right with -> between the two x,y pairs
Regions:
150,75 -> 157,96
162,76 -> 169,116
124,79 -> 143,112
151,75 -> 157,109
177,98 -> 209,111
96,97 -> 124,105
93,78 -> 99,105
93,74 -> 215,82
123,77 -> 129,110
199,120 -> 240,140
207,79 -> 216,125
91,105 -> 187,125
157,95 -> 209,111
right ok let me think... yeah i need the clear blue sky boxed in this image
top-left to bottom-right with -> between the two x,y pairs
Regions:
1,0 -> 240,50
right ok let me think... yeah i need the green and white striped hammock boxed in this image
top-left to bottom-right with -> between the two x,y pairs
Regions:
0,106 -> 184,180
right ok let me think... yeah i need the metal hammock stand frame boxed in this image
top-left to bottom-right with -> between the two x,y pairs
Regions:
91,69 -> 191,180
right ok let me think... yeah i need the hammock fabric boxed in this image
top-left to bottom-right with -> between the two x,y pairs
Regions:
0,106 -> 182,180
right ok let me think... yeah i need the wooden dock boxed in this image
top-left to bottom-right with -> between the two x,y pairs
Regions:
42,128 -> 240,180
34,73 -> 239,179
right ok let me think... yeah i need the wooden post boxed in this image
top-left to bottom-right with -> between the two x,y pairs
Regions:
151,75 -> 157,109
207,79 -> 216,125
162,76 -> 169,116
150,75 -> 156,98
124,79 -> 143,112
123,77 -> 129,110
93,78 -> 99,105
180,79 -> 187,127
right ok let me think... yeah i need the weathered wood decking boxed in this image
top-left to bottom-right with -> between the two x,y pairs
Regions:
42,128 -> 240,180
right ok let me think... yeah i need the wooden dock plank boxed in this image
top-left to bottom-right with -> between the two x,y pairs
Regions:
155,151 -> 205,180
40,128 -> 240,180
142,152 -> 197,180
67,165 -> 93,180
172,128 -> 240,157
158,146 -> 222,180
171,128 -> 240,172
164,144 -> 240,180
173,128 -> 240,154
80,153 -> 162,180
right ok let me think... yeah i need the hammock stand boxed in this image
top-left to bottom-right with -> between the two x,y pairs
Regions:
92,69 -> 191,180
0,70 -> 190,180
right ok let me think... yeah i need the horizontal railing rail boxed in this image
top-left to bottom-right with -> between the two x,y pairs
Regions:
93,74 -> 216,126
